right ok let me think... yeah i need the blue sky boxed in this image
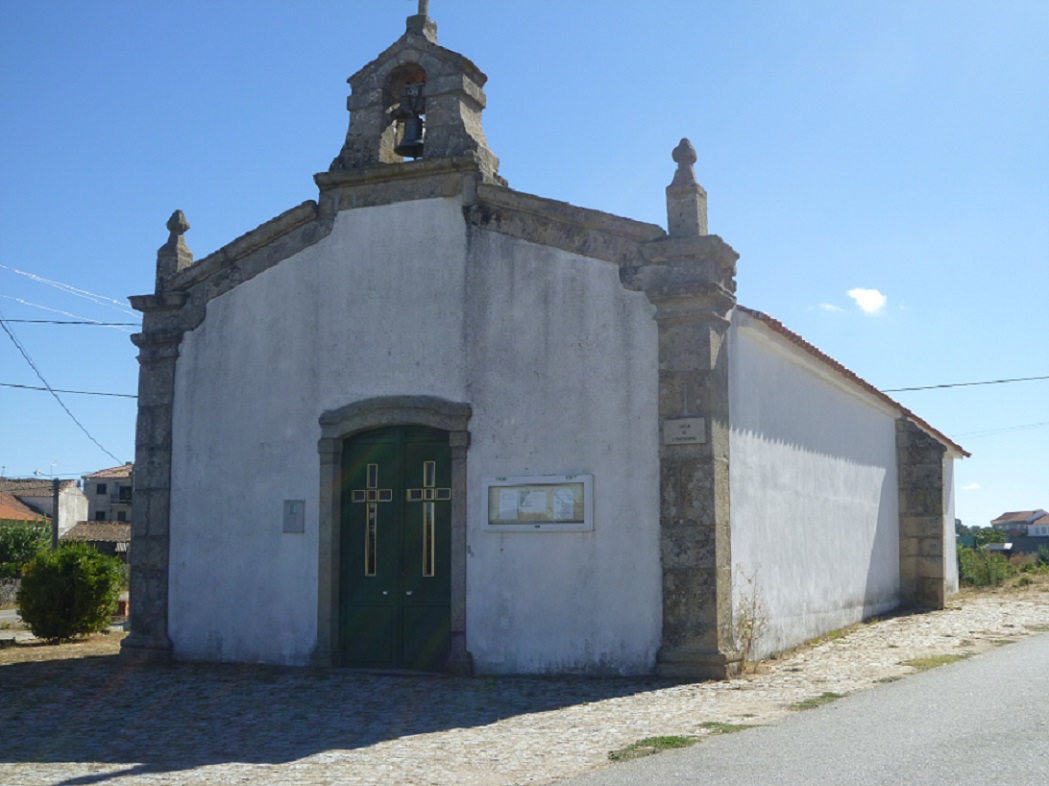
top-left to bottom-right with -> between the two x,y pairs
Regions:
1,1 -> 1046,529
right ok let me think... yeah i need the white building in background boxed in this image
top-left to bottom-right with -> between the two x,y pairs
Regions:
81,463 -> 134,522
0,478 -> 86,536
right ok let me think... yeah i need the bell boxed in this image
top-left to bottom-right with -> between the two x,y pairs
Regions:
395,114 -> 425,159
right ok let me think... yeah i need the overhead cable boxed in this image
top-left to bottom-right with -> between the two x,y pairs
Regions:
882,374 -> 1049,393
0,319 -> 139,327
0,381 -> 136,399
0,307 -> 123,463
0,263 -> 137,316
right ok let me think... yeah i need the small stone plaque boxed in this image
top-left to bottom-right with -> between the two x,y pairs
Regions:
283,500 -> 305,534
663,417 -> 706,445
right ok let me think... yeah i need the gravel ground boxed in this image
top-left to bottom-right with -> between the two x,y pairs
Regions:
1,580 -> 1047,786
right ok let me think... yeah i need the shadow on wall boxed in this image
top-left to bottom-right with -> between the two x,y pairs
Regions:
0,655 -> 672,783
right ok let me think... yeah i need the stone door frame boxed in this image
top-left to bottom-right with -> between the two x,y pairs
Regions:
314,395 -> 472,673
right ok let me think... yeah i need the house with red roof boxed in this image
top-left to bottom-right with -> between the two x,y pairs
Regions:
0,493 -> 48,526
0,478 -> 85,536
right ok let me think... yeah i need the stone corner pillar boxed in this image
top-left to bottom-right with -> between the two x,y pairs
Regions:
897,418 -> 949,610
121,215 -> 196,664
621,140 -> 742,680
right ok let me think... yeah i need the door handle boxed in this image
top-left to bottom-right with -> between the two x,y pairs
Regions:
382,590 -> 390,596
405,590 -> 414,596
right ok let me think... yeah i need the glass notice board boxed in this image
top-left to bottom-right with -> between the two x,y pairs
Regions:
483,474 -> 593,532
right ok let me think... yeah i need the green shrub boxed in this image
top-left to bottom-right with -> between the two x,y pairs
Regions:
957,546 -> 1014,587
16,542 -> 123,642
0,522 -> 51,578
1038,546 -> 1049,568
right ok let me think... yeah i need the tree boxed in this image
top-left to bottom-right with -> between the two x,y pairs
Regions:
974,527 -> 1006,546
16,542 -> 123,642
0,522 -> 51,578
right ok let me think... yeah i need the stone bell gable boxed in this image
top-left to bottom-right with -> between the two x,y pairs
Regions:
327,6 -> 500,182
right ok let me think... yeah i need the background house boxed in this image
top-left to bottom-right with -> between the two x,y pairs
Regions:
60,521 -> 131,561
81,463 -> 134,522
991,510 -> 1048,537
0,494 -> 49,527
0,478 -> 85,536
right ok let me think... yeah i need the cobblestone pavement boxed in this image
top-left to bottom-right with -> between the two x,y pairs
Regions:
2,590 -> 1048,786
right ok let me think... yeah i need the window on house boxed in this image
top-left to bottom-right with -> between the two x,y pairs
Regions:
119,486 -> 132,502
96,483 -> 107,495
117,511 -> 127,522
95,511 -> 106,521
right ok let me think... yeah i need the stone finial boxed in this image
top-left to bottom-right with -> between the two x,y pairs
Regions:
406,0 -> 438,41
155,209 -> 194,292
671,138 -> 698,186
666,137 -> 708,238
166,210 -> 190,237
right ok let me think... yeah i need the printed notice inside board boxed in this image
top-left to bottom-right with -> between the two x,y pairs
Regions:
484,475 -> 593,532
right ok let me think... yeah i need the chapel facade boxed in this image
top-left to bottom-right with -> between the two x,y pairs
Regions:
123,8 -> 965,677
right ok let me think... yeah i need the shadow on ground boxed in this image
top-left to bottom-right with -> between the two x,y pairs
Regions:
0,654 -> 671,785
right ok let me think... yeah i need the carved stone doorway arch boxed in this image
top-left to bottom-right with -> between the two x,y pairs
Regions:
314,396 -> 472,673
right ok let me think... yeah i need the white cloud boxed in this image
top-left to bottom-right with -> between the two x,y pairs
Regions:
961,483 -> 981,491
847,288 -> 888,315
819,303 -> 844,313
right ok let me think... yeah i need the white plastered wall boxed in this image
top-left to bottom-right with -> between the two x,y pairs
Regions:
168,197 -> 662,672
463,229 -> 661,675
169,198 -> 469,665
728,310 -> 901,658
944,456 -> 959,593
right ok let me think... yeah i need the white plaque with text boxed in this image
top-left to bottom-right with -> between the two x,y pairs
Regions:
663,417 -> 706,445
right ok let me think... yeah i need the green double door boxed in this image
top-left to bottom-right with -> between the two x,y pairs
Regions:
340,426 -> 452,670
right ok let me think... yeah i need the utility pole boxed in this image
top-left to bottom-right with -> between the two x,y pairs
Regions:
51,477 -> 59,550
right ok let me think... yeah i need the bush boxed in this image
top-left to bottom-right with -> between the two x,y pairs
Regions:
0,522 -> 51,578
957,546 -> 1014,587
1038,546 -> 1049,568
16,542 -> 123,642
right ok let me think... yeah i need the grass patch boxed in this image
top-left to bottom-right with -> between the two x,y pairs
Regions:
609,735 -> 698,762
901,652 -> 973,672
876,676 -> 902,684
790,692 -> 846,711
700,721 -> 755,735
990,639 -> 1015,647
1026,624 -> 1049,633
820,628 -> 849,644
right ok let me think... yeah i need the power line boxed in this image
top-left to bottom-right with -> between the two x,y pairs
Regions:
0,263 -> 137,316
952,421 -> 1049,440
883,374 -> 1049,393
0,295 -> 136,333
1,381 -> 136,399
0,307 -> 123,464
0,319 -> 139,326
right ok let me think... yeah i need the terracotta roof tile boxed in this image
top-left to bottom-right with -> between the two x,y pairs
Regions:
60,522 -> 131,543
0,496 -> 49,522
991,510 -> 1048,526
82,463 -> 134,480
735,305 -> 970,457
0,478 -> 79,495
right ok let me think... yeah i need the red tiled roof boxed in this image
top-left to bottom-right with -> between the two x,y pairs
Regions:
991,510 -> 1048,526
60,522 -> 131,543
82,462 -> 134,480
0,496 -> 49,522
0,478 -> 79,496
735,306 -> 970,457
